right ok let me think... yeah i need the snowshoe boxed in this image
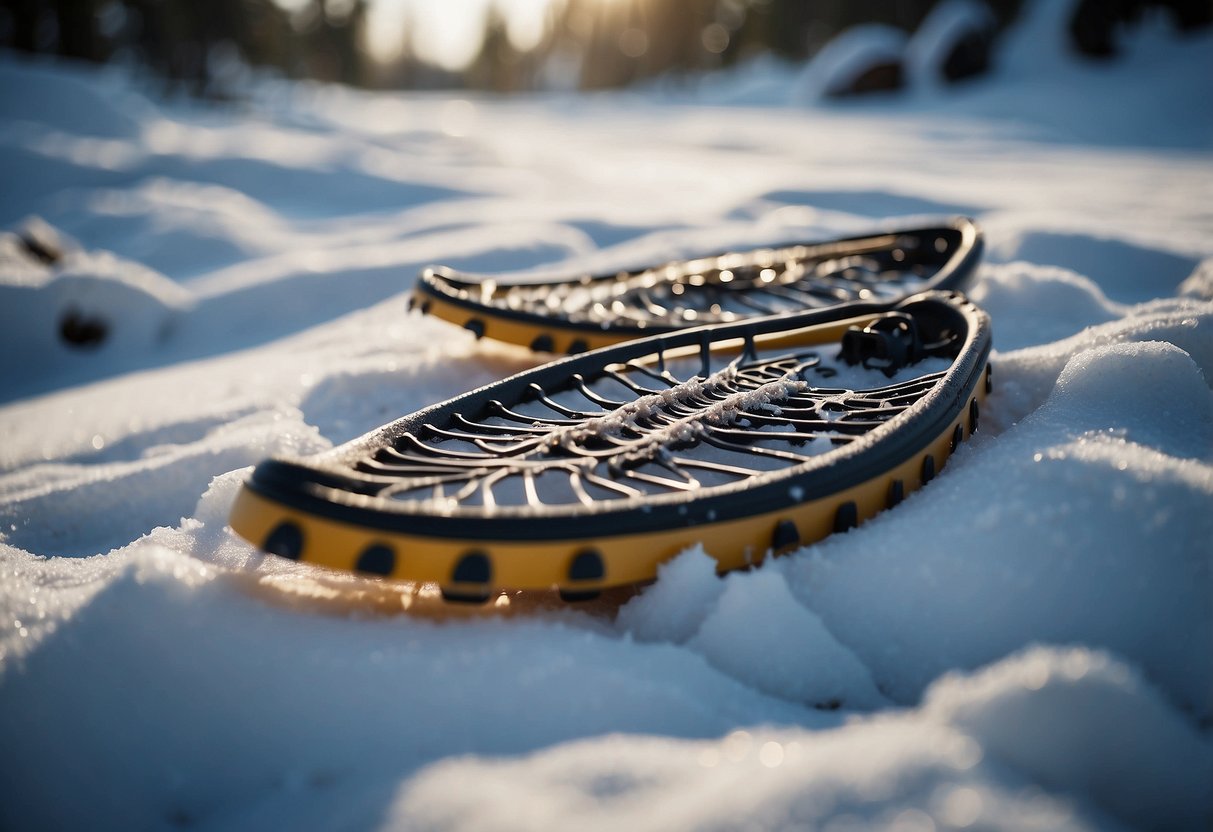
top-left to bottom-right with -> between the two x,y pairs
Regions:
230,290 -> 991,602
411,217 -> 982,354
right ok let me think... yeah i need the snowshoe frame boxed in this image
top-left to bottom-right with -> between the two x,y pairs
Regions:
410,217 -> 982,354
230,291 -> 991,602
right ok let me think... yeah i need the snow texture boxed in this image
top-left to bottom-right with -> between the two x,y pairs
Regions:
1,4 -> 1212,829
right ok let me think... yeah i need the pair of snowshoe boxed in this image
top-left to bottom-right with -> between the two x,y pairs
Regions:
230,217 -> 991,602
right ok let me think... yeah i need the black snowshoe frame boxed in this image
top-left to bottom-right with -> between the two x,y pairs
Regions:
231,290 -> 991,601
410,217 -> 982,354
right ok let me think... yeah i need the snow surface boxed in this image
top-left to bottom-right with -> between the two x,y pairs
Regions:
2,4 -> 1212,828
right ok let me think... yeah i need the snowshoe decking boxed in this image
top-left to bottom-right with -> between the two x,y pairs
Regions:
410,217 -> 981,354
230,291 -> 991,602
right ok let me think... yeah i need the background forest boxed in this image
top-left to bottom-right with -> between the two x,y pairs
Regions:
8,0 -> 1201,95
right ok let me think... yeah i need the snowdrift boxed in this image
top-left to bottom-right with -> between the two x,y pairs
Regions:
1,6 -> 1211,829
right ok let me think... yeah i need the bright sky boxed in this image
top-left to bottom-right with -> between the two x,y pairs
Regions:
365,0 -> 558,69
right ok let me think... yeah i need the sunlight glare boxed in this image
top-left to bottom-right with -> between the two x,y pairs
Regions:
366,0 -> 557,68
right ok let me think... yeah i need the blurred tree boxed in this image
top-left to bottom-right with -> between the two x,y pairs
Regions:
19,0 -> 1169,97
468,5 -> 523,91
54,0 -> 103,61
297,0 -> 368,85
535,0 -> 1029,92
1,0 -> 43,53
0,0 -> 331,93
1069,0 -> 1212,57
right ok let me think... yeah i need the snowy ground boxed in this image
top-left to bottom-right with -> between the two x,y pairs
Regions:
2,3 -> 1212,830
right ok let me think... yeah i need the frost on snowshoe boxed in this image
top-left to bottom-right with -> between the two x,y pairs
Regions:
411,217 -> 982,354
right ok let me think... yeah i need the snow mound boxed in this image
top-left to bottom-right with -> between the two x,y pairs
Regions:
1180,257 -> 1213,300
784,340 -> 1213,717
1044,341 -> 1213,459
989,301 -> 1212,430
926,645 -> 1213,829
615,545 -> 723,644
970,262 -> 1122,351
69,178 -> 289,278
390,646 -> 1209,832
998,0 -> 1083,73
0,406 -> 326,558
0,231 -> 194,387
0,59 -> 149,139
793,25 -> 908,101
989,228 -> 1200,304
906,0 -> 998,87
689,568 -> 886,710
0,542 -> 812,831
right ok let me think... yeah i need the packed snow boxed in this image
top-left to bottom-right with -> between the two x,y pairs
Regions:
1,2 -> 1212,829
